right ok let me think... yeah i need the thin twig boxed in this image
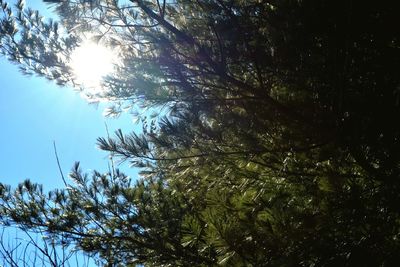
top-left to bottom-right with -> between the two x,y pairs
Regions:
104,122 -> 117,181
53,141 -> 68,187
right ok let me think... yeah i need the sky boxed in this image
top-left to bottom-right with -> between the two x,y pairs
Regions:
0,0 -> 137,190
0,0 -> 139,265
0,58 -> 136,189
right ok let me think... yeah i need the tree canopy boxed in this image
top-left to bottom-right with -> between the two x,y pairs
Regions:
1,0 -> 400,266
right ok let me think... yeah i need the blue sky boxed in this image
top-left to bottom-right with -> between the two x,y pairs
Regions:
0,58 -> 136,189
0,1 -> 139,265
0,0 -> 137,189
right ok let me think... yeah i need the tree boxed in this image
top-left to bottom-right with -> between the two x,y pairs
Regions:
0,224 -> 93,267
1,0 -> 399,266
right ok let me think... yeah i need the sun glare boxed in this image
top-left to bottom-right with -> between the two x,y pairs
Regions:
70,40 -> 117,95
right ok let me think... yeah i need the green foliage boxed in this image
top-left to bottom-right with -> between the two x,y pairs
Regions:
0,0 -> 77,84
1,0 -> 400,266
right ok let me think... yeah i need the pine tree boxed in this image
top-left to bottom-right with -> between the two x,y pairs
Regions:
1,0 -> 400,266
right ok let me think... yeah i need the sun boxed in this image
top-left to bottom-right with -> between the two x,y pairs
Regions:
70,39 -> 117,95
